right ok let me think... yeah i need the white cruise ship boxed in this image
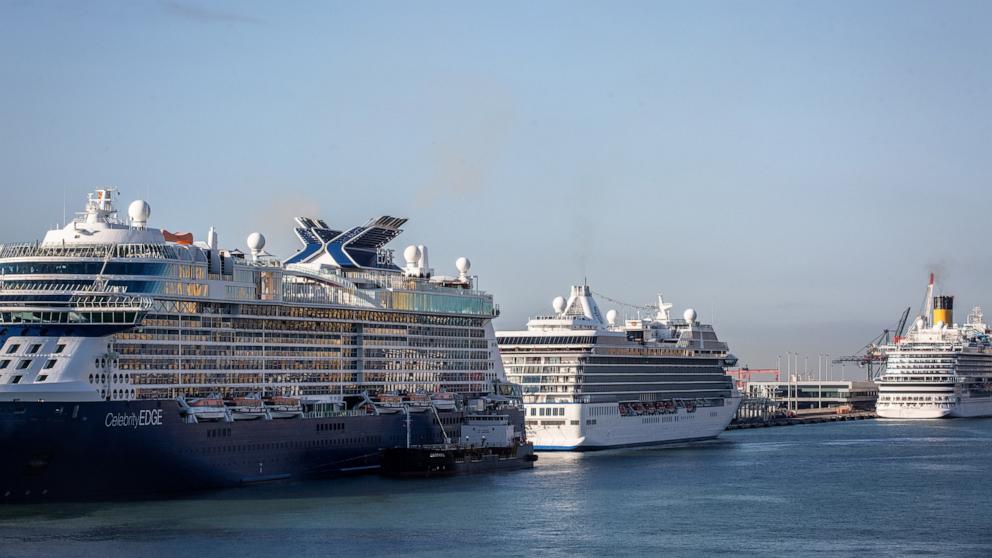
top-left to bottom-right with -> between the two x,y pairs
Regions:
876,276 -> 992,419
498,285 -> 741,450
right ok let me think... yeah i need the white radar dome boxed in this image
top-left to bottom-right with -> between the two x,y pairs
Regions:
552,296 -> 567,314
683,308 -> 697,323
455,257 -> 471,274
247,232 -> 266,252
128,200 -> 151,226
404,245 -> 421,265
606,309 -> 618,326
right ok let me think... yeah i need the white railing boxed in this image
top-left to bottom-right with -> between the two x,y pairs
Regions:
0,242 -> 180,260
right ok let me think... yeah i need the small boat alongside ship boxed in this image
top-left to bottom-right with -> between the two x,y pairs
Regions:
380,444 -> 536,478
380,411 -> 536,477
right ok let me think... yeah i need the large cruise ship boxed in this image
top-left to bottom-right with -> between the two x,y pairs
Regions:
497,285 -> 741,450
876,275 -> 992,419
0,189 -> 522,501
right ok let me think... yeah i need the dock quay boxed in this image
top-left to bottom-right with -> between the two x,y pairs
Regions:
727,410 -> 876,430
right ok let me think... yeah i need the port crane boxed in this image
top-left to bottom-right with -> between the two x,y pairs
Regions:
832,306 -> 911,381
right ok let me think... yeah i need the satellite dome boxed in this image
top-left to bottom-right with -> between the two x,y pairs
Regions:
455,257 -> 471,274
683,308 -> 697,323
128,200 -> 151,226
404,245 -> 421,265
247,232 -> 266,252
606,309 -> 618,326
552,296 -> 566,314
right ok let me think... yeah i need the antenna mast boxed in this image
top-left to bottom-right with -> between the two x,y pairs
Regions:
922,273 -> 935,328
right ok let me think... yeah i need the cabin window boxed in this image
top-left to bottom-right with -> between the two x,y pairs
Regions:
28,344 -> 41,354
0,360 -> 8,369
6,344 -> 19,354
16,360 -> 30,370
44,359 -> 56,369
55,344 -> 66,354
10,375 -> 22,384
36,375 -> 48,382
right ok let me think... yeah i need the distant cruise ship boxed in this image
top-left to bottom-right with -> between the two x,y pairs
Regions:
0,189 -> 521,501
876,275 -> 992,419
497,285 -> 741,450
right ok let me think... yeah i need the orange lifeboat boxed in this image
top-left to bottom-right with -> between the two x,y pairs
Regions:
162,230 -> 194,245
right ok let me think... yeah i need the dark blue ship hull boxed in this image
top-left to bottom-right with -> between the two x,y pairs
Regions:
0,400 -> 466,502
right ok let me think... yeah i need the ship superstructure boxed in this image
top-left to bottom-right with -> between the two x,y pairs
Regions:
0,189 -> 519,501
497,285 -> 741,450
876,275 -> 992,419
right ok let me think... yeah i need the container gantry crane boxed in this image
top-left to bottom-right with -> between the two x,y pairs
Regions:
832,306 -> 911,381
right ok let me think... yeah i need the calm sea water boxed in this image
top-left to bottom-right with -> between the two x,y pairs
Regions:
2,418 -> 991,558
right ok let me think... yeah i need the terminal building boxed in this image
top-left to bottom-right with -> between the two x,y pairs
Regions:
744,379 -> 878,413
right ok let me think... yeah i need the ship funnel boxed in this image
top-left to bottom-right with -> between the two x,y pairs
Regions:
933,295 -> 953,326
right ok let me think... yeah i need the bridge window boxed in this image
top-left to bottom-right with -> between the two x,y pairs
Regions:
5,344 -> 19,354
28,344 -> 41,354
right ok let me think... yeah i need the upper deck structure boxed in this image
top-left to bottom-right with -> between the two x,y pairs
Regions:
0,189 -> 503,402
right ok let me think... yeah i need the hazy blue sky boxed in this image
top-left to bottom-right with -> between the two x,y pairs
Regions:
2,1 -> 991,377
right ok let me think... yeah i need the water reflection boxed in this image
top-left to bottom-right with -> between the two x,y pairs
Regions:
1,420 -> 991,557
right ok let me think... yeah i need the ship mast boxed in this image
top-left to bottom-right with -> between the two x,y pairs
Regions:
922,273 -> 935,328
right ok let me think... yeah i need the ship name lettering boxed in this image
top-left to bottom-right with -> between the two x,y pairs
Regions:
104,409 -> 164,429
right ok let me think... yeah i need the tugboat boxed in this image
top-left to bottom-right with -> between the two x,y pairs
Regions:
380,395 -> 536,478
